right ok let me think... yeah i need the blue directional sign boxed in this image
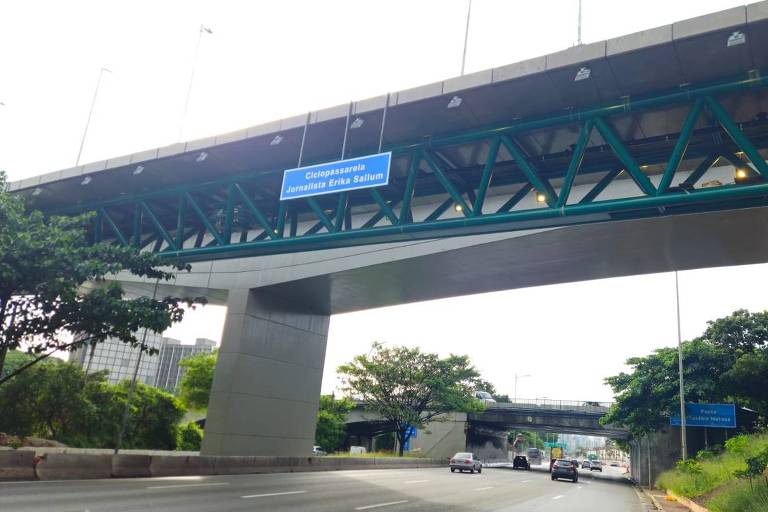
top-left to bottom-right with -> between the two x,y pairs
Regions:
670,403 -> 736,428
280,152 -> 391,201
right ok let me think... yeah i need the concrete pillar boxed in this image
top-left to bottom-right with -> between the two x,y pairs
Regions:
200,288 -> 330,456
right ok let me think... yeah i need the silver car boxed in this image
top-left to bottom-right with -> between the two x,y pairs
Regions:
450,452 -> 482,473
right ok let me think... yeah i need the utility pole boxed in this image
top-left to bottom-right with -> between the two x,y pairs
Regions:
675,271 -> 688,460
76,67 -> 111,165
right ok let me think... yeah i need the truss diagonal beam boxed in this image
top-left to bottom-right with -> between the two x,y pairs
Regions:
500,135 -> 557,207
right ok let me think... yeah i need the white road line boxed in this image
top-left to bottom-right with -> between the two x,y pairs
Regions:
147,482 -> 230,490
578,486 -> 583,490
354,500 -> 409,510
404,479 -> 430,484
521,480 -> 531,483
475,486 -> 493,491
241,490 -> 307,499
552,495 -> 564,500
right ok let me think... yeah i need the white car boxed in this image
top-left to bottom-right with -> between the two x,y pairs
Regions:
475,391 -> 496,404
450,452 -> 482,473
312,446 -> 327,456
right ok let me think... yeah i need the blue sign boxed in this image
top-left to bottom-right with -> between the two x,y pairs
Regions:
280,152 -> 391,201
402,425 -> 417,451
670,403 -> 736,428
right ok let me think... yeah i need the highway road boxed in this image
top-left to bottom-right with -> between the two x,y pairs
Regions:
0,465 -> 654,511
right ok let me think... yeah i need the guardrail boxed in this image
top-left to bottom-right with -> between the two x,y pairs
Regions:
486,398 -> 613,414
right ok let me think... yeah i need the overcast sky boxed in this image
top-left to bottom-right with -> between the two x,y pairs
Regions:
2,0 -> 764,402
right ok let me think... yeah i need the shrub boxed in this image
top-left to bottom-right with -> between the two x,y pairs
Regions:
176,422 -> 203,451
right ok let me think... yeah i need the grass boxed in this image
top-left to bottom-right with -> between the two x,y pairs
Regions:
706,478 -> 768,512
655,431 -> 768,504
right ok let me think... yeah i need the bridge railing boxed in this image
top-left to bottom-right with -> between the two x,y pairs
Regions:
487,398 -> 613,414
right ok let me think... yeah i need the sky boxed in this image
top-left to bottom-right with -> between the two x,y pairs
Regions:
2,0 -> 764,402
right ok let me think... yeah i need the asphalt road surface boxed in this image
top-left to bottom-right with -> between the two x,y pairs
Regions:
0,464 -> 654,511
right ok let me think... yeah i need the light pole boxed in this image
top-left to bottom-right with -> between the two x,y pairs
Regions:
460,0 -> 472,75
675,271 -> 688,460
577,0 -> 583,45
514,373 -> 531,403
76,67 -> 111,165
179,24 -> 213,141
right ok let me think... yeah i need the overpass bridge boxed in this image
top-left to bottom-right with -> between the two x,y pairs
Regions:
345,399 -> 627,460
10,3 -> 768,458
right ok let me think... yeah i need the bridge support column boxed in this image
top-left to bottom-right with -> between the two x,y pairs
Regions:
200,288 -> 329,456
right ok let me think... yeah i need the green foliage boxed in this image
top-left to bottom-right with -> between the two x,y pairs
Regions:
338,342 -> 486,456
656,432 -> 768,499
675,458 -> 703,475
177,422 -> 204,451
0,358 -> 187,449
603,309 -> 768,436
178,349 -> 217,411
0,171 -> 201,383
706,478 -> 768,512
314,395 -> 354,453
0,351 -> 34,379
509,431 -> 547,450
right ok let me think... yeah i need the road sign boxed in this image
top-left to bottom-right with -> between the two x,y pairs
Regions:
670,403 -> 736,428
544,442 -> 567,449
280,152 -> 391,200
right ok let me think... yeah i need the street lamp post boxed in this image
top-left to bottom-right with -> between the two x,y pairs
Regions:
75,67 -> 111,166
179,24 -> 213,141
675,271 -> 688,460
514,373 -> 531,403
460,0 -> 472,75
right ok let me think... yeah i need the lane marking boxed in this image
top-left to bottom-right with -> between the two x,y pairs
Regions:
147,482 -> 229,490
578,486 -> 583,490
355,500 -> 409,510
241,490 -> 307,499
475,486 -> 493,491
521,480 -> 531,483
552,495 -> 564,500
404,479 -> 430,484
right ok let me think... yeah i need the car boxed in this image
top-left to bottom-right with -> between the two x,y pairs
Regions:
590,460 -> 603,472
571,458 -> 579,469
610,462 -> 620,467
450,452 -> 482,473
551,459 -> 578,483
512,456 -> 530,470
312,445 -> 327,456
526,447 -> 542,466
474,391 -> 496,404
582,460 -> 592,469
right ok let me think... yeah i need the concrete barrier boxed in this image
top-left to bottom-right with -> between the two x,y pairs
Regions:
0,450 -> 35,480
112,454 -> 152,478
35,453 -> 113,480
0,452 -> 445,481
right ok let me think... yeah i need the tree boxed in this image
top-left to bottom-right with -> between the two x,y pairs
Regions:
338,342 -> 486,456
177,422 -> 204,451
178,349 -> 217,410
0,359 -> 187,449
314,395 -> 353,453
0,171 -> 201,383
0,350 -> 34,379
603,309 -> 768,437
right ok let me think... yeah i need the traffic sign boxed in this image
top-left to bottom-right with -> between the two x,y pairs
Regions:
670,403 -> 736,428
280,152 -> 391,200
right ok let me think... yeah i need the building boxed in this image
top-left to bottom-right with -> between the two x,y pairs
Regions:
153,338 -> 217,391
71,336 -> 216,390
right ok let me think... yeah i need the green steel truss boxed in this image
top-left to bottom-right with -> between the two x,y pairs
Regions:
72,73 -> 768,262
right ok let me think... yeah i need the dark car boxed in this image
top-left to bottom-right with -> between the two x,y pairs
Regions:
512,456 -> 530,470
551,459 -> 578,483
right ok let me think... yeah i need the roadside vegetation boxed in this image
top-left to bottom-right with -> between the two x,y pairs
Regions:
656,432 -> 768,512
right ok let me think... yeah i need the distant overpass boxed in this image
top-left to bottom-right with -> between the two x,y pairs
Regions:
345,398 -> 627,459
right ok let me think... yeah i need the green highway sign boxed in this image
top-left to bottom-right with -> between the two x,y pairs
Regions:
544,442 -> 567,449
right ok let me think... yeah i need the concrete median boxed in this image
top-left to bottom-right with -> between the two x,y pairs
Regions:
35,453 -> 113,480
0,451 -> 445,481
0,450 -> 35,480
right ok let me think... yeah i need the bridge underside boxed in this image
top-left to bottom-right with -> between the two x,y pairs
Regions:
470,410 -> 628,440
